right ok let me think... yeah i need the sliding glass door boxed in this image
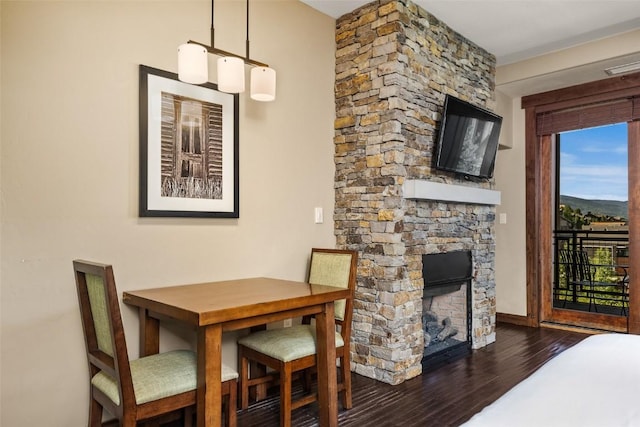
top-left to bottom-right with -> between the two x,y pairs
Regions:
551,124 -> 630,331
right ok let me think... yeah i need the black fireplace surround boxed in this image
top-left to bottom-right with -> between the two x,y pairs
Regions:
422,251 -> 473,371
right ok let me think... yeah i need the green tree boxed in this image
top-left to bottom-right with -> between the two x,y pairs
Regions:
560,205 -> 588,229
592,247 -> 615,282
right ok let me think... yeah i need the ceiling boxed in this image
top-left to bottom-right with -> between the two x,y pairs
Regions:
301,0 -> 640,65
300,0 -> 640,95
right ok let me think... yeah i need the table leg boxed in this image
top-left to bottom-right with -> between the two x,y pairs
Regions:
197,324 -> 223,427
315,302 -> 338,427
138,308 -> 159,357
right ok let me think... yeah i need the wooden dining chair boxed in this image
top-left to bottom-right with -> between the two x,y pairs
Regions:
73,260 -> 238,427
237,248 -> 358,427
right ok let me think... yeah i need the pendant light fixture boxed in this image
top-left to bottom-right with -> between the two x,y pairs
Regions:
217,57 -> 245,93
177,0 -> 276,101
251,67 -> 277,102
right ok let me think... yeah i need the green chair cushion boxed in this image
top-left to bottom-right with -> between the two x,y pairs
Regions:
238,325 -> 344,363
86,273 -> 114,356
308,252 -> 353,321
91,349 -> 238,405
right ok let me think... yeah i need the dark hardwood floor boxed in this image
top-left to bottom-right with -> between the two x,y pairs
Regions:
149,323 -> 588,427
236,323 -> 589,427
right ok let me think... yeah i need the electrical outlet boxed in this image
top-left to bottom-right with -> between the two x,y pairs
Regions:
283,318 -> 292,327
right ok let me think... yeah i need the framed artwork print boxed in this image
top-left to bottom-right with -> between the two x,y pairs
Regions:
139,65 -> 239,218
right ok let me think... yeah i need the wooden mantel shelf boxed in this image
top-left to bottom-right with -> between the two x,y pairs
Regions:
403,180 -> 501,206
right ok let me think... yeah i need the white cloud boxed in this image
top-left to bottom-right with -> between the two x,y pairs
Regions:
561,164 -> 628,201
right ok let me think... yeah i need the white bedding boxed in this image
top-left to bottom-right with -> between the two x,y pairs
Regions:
461,333 -> 640,427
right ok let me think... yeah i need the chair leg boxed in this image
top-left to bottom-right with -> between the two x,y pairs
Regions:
183,406 -> 193,427
88,397 -> 103,427
590,289 -> 599,313
340,355 -> 352,409
122,414 -> 137,427
302,368 -> 313,393
239,349 -> 250,410
250,361 -> 268,401
226,379 -> 237,427
280,364 -> 293,427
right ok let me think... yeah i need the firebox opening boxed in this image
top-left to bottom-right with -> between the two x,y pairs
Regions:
422,251 -> 473,372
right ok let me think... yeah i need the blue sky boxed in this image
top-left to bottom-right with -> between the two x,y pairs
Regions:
560,122 -> 628,201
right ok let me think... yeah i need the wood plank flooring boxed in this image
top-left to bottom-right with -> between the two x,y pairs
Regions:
236,323 -> 589,427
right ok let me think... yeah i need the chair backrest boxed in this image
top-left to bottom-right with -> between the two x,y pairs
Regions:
559,249 -> 575,282
308,248 -> 358,324
559,249 -> 593,282
74,260 -> 135,413
575,250 -> 594,282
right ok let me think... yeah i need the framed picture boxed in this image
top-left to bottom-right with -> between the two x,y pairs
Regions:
139,65 -> 239,218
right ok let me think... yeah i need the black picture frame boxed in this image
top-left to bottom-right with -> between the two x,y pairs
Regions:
139,65 -> 239,218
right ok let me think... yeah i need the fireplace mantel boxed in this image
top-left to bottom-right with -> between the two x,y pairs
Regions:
403,180 -> 501,206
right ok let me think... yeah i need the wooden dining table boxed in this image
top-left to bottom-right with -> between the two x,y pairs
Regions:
122,277 -> 350,427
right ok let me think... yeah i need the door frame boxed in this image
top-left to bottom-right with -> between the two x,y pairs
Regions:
522,72 -> 640,333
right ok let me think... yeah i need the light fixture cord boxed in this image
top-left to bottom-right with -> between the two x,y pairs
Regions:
245,0 -> 250,61
210,0 -> 215,48
191,0 -> 267,67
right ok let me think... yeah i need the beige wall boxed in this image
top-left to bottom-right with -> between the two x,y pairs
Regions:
493,30 -> 640,316
0,1 -> 336,425
494,92 -> 527,315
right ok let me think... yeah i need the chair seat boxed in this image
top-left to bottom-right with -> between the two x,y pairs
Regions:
238,325 -> 344,363
92,349 -> 238,405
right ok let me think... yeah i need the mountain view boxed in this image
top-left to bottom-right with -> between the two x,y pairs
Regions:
560,195 -> 628,220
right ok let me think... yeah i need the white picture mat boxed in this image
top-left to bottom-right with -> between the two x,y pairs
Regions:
145,74 -> 236,213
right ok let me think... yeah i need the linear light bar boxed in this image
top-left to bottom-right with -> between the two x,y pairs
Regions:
604,60 -> 640,76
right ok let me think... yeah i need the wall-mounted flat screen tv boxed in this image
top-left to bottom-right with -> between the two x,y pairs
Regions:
434,95 -> 502,179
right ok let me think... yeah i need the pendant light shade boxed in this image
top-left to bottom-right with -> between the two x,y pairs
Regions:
217,57 -> 245,93
178,43 -> 208,84
250,67 -> 276,102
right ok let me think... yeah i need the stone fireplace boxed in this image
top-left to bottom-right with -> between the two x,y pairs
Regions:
334,0 -> 497,385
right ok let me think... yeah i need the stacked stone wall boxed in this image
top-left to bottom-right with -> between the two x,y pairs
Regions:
335,0 -> 497,385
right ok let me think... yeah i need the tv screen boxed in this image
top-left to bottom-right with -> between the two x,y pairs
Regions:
435,95 -> 502,179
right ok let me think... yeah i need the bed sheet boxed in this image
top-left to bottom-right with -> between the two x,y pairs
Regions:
460,333 -> 640,427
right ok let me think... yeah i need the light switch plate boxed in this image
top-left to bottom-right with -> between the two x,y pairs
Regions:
314,207 -> 324,224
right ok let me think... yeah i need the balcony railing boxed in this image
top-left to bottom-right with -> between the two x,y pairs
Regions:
553,229 -> 629,316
